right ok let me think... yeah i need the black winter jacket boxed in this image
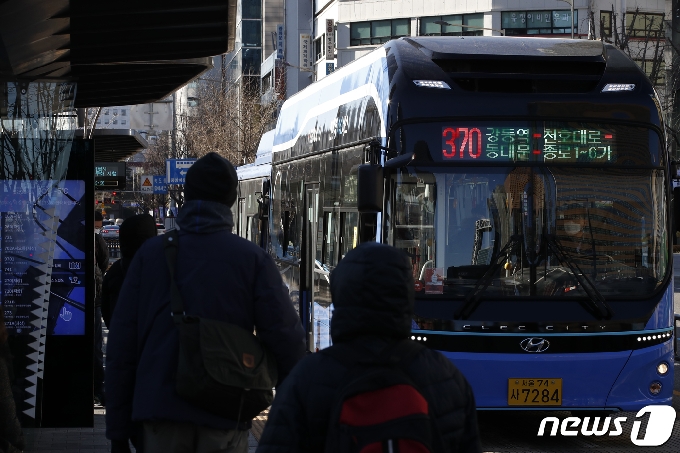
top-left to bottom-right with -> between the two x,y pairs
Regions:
257,243 -> 481,453
105,201 -> 306,441
101,259 -> 124,329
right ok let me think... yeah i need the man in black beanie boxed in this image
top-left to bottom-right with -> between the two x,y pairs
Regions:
106,153 -> 306,453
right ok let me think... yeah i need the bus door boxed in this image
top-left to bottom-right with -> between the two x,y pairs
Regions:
304,184 -> 322,352
237,198 -> 246,239
314,209 -> 359,351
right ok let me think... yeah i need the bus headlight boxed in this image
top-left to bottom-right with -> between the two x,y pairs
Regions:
649,381 -> 662,395
656,362 -> 669,375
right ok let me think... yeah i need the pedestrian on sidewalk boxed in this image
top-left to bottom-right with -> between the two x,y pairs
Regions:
105,152 -> 306,453
257,242 -> 481,453
0,306 -> 24,453
101,214 -> 157,328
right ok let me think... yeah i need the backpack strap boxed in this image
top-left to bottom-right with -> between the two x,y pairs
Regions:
163,230 -> 184,325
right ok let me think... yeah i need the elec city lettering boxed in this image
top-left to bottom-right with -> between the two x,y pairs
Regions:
441,127 -> 614,162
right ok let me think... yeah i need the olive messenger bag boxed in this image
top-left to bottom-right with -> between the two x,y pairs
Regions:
163,230 -> 277,422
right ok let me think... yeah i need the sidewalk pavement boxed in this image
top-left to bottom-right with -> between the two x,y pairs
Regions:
23,408 -> 265,453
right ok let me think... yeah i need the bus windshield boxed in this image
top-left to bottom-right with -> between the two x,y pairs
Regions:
388,165 -> 668,300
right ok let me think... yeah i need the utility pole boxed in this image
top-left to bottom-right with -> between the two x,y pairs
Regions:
671,0 -> 680,160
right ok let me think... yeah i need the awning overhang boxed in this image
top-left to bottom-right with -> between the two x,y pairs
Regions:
0,0 -> 237,107
75,129 -> 148,162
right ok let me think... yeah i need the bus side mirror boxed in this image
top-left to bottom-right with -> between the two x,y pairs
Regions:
672,161 -> 679,179
357,164 -> 384,213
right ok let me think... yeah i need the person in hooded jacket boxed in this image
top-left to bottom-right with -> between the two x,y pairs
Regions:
106,152 -> 306,453
256,242 -> 481,453
101,214 -> 157,328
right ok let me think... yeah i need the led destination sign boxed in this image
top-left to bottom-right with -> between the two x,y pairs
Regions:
441,125 -> 614,163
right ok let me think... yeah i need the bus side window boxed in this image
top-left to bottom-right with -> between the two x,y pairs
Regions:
340,211 -> 359,260
323,211 -> 338,267
282,210 -> 291,256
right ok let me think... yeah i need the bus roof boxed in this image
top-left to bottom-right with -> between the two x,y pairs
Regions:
272,37 -> 656,159
404,36 -> 605,59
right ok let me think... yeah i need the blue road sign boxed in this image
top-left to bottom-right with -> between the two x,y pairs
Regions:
166,159 -> 197,185
153,175 -> 167,194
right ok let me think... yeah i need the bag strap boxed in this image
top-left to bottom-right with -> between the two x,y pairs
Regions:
163,229 -> 184,325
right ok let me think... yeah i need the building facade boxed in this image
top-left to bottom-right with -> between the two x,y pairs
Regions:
276,0 -> 666,91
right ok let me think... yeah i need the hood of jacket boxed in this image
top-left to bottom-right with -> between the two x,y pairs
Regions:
176,200 -> 234,234
330,242 -> 415,343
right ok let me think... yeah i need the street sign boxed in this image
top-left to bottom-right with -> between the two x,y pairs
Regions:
140,175 -> 153,193
166,158 -> 197,184
326,20 -> 335,60
277,24 -> 284,60
153,175 -> 167,194
299,34 -> 311,71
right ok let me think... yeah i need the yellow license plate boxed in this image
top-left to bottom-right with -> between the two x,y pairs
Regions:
508,378 -> 562,406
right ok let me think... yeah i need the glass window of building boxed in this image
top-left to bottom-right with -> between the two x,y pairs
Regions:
242,20 -> 261,47
501,10 -> 577,35
242,48 -> 262,75
420,14 -> 484,36
121,109 -> 126,116
600,11 -> 612,37
242,0 -> 261,19
113,109 -> 118,115
633,59 -> 665,86
103,108 -> 109,115
350,19 -> 410,46
626,12 -> 664,37
314,35 -> 325,61
121,119 -> 126,125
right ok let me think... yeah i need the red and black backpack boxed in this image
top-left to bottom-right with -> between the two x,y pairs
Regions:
321,339 -> 444,453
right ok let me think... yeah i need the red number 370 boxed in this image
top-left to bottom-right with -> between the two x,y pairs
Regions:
442,127 -> 482,159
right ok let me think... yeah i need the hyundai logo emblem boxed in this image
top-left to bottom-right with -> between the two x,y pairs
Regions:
520,337 -> 550,353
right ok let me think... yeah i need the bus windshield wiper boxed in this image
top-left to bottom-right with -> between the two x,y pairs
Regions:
455,234 -> 522,320
545,234 -> 613,320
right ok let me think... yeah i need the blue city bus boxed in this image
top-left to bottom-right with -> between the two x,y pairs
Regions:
235,130 -> 273,250
239,37 -> 674,411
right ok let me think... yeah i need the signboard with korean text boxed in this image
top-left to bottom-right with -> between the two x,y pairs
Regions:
140,175 -> 154,193
398,121 -> 659,166
153,175 -> 167,194
1,180 -> 87,336
326,63 -> 335,75
325,19 -> 335,60
166,159 -> 197,184
440,124 -> 614,163
501,10 -> 577,32
94,161 -> 126,189
300,34 -> 311,71
277,24 -> 284,59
